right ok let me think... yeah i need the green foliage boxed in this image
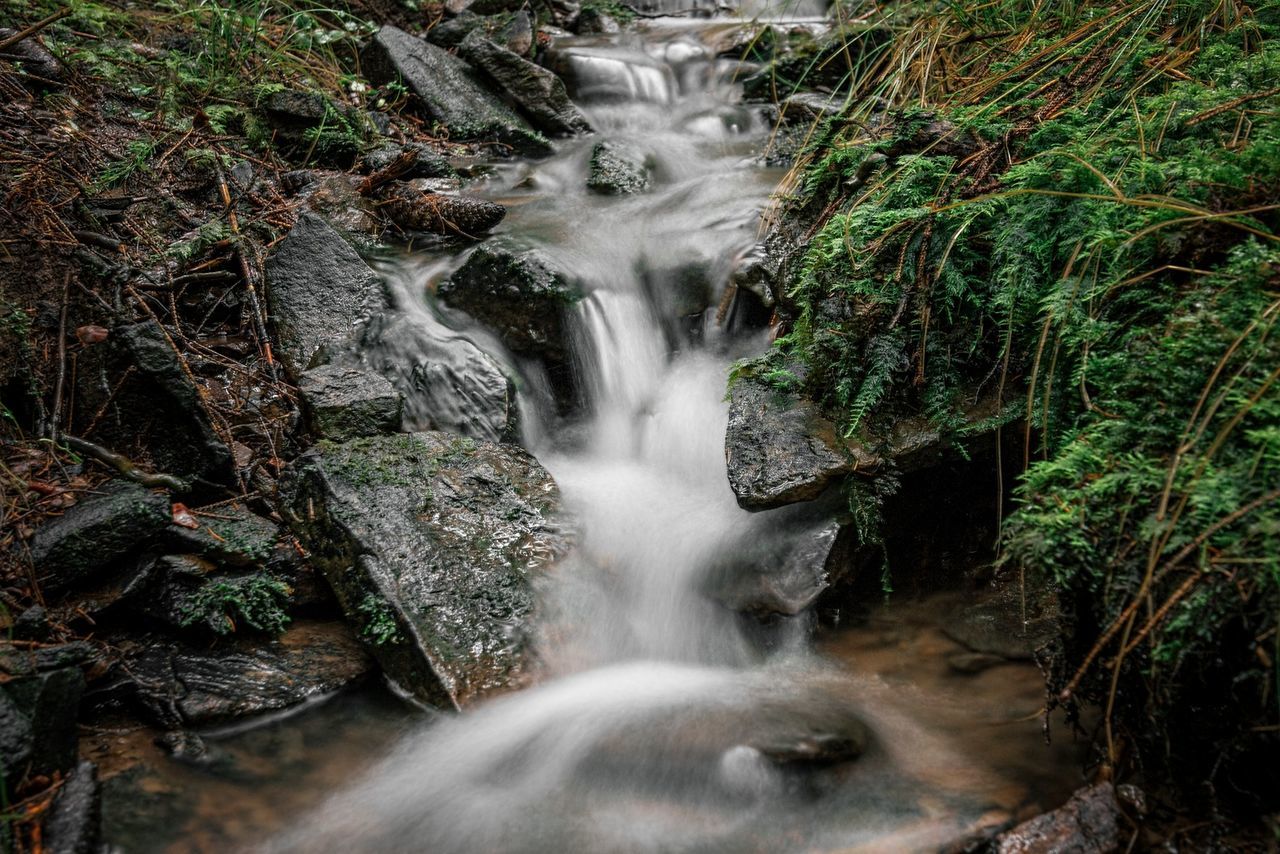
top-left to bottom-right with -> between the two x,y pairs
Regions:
95,139 -> 158,190
778,0 -> 1280,799
179,575 -> 292,635
357,594 -> 403,646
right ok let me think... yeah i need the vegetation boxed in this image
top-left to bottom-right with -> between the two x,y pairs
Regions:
179,574 -> 292,635
766,0 -> 1280,817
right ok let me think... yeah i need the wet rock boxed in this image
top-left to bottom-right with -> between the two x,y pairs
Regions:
0,650 -> 86,775
730,241 -> 782,307
942,589 -> 1057,662
587,140 -> 652,195
459,31 -> 592,137
30,480 -> 170,592
642,257 -> 716,318
164,502 -> 280,567
12,605 -> 51,641
574,7 -> 620,34
264,212 -> 385,375
779,91 -> 844,124
259,89 -> 367,165
378,182 -> 507,236
118,320 -> 235,481
123,554 -> 216,632
725,376 -> 876,510
497,11 -> 535,56
296,171 -> 378,235
0,29 -> 64,86
361,26 -> 552,156
946,651 -> 1010,675
359,310 -> 519,442
751,721 -> 868,765
706,517 -> 851,617
994,783 -> 1123,854
44,760 -> 102,854
280,432 -> 571,707
299,363 -> 402,441
363,142 -> 455,180
427,12 -> 485,48
438,238 -> 582,362
125,621 -> 372,725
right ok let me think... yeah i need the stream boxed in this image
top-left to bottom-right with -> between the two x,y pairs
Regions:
92,8 -> 1085,852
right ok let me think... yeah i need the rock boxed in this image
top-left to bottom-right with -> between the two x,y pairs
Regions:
118,320 -> 235,481
574,7 -> 620,34
363,142 -> 455,179
44,760 -> 102,854
12,605 -> 51,641
296,171 -> 378,235
994,783 -> 1124,854
0,29 -> 63,86
427,12 -> 484,48
163,503 -> 280,567
0,650 -> 86,775
706,517 -> 851,617
264,212 -> 385,375
587,140 -> 652,194
361,26 -> 552,156
730,242 -> 782,307
779,91 -> 844,124
258,89 -> 367,165
946,652 -> 1010,675
942,589 -> 1058,662
31,480 -> 170,591
125,621 -> 372,725
497,11 -> 534,55
438,238 -> 582,362
377,182 -> 507,236
459,31 -> 591,137
751,722 -> 868,765
641,257 -> 718,318
280,432 -> 571,707
725,376 -> 875,511
299,363 -> 403,440
359,310 -> 519,442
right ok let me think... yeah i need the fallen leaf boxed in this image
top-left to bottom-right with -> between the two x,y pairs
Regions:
171,502 -> 199,529
76,325 -> 110,345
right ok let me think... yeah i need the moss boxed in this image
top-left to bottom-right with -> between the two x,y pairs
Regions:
179,574 -> 291,636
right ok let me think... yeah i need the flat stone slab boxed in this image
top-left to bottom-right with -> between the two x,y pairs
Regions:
280,432 -> 571,708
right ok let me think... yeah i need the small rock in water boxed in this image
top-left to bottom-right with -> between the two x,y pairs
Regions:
946,651 -> 1010,675
587,141 -> 653,195
993,783 -> 1124,854
750,719 -> 869,765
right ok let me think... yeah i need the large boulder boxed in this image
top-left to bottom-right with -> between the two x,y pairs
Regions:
264,213 -> 385,375
437,238 -> 582,364
458,31 -> 591,137
280,432 -> 571,707
361,26 -> 552,156
725,376 -> 875,510
30,480 -> 170,592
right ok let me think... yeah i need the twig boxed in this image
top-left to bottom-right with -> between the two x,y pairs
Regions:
47,272 -> 70,444
61,435 -> 190,492
215,166 -> 277,380
0,8 -> 71,53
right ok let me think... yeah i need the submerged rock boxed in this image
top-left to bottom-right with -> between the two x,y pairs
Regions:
361,25 -> 552,156
587,140 -> 652,195
725,376 -> 876,510
459,31 -> 591,137
299,363 -> 403,440
31,480 -> 170,592
264,213 -> 385,375
994,783 -> 1124,854
280,432 -> 571,707
438,238 -> 582,362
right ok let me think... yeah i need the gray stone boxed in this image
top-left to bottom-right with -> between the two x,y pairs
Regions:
779,91 -> 845,124
587,140 -> 652,195
296,171 -> 378,235
706,517 -> 849,617
994,783 -> 1123,854
280,432 -> 571,707
31,480 -> 170,591
44,760 -> 102,854
438,238 -> 582,362
359,310 -> 520,442
725,376 -> 873,510
264,212 -> 385,375
497,11 -> 534,55
118,320 -> 235,481
361,26 -> 552,156
300,363 -> 403,440
164,502 -> 280,566
459,31 -> 591,137
125,620 -> 373,725
427,12 -> 484,48
0,658 -> 85,775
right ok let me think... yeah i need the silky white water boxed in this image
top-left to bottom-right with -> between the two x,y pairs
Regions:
268,16 -> 1035,854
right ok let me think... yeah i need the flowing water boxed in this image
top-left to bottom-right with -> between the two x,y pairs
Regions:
94,11 -> 1086,852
